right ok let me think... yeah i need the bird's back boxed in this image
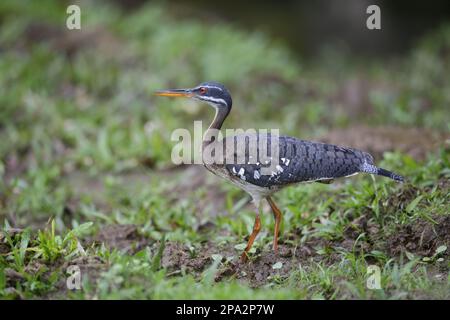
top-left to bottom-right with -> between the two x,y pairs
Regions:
215,134 -> 374,188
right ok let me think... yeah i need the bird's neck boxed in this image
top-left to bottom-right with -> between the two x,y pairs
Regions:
202,108 -> 229,149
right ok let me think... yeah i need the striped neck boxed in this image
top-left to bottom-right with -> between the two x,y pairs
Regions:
202,107 -> 229,149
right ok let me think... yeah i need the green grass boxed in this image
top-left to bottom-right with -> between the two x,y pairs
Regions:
0,0 -> 449,299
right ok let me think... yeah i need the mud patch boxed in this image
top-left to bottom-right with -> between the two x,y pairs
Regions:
157,209 -> 449,287
96,224 -> 149,254
320,126 -> 448,161
229,246 -> 300,287
387,215 -> 450,258
161,242 -> 215,273
160,238 -> 331,287
384,185 -> 422,213
382,176 -> 448,217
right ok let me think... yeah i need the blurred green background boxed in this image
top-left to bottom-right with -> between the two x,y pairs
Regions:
0,0 -> 448,299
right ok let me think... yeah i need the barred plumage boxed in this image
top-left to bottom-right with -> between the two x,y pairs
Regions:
223,134 -> 382,188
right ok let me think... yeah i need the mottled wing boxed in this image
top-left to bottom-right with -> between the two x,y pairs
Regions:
223,134 -> 374,188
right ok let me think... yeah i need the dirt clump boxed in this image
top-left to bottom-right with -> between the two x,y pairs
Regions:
387,215 -> 450,258
384,185 -> 421,212
233,247 -> 298,287
96,224 -> 149,254
161,242 -> 214,273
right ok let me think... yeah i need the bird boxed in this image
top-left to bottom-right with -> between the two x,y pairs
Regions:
155,81 -> 404,262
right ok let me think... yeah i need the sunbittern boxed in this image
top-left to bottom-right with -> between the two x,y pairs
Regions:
155,82 -> 404,262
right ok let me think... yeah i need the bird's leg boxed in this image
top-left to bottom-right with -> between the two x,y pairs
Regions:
266,196 -> 282,254
240,215 -> 261,262
240,201 -> 262,262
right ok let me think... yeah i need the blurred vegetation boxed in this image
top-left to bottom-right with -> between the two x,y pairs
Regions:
0,0 -> 448,299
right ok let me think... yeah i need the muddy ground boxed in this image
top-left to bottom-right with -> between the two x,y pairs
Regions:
91,127 -> 448,287
90,214 -> 449,289
67,126 -> 450,287
91,180 -> 450,288
2,125 -> 448,294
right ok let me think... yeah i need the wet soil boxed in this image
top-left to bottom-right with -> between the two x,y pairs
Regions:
387,215 -> 450,258
2,125 -> 448,292
2,209 -> 448,294
95,224 -> 149,254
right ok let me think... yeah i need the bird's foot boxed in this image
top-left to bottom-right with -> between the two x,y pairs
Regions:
273,246 -> 278,255
273,239 -> 279,254
240,251 -> 249,263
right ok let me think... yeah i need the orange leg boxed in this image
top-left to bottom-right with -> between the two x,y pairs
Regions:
267,196 -> 282,253
240,214 -> 261,262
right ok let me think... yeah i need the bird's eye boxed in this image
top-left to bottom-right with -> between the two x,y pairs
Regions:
199,87 -> 207,94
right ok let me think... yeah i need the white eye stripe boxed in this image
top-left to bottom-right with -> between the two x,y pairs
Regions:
199,95 -> 227,106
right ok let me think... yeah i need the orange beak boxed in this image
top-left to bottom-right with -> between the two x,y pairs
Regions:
154,88 -> 194,98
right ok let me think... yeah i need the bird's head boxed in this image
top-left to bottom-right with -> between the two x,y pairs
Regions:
155,81 -> 232,112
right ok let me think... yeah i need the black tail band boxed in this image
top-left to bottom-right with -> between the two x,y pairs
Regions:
376,167 -> 404,182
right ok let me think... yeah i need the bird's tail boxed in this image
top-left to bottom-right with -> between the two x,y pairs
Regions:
376,167 -> 404,182
360,163 -> 404,182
